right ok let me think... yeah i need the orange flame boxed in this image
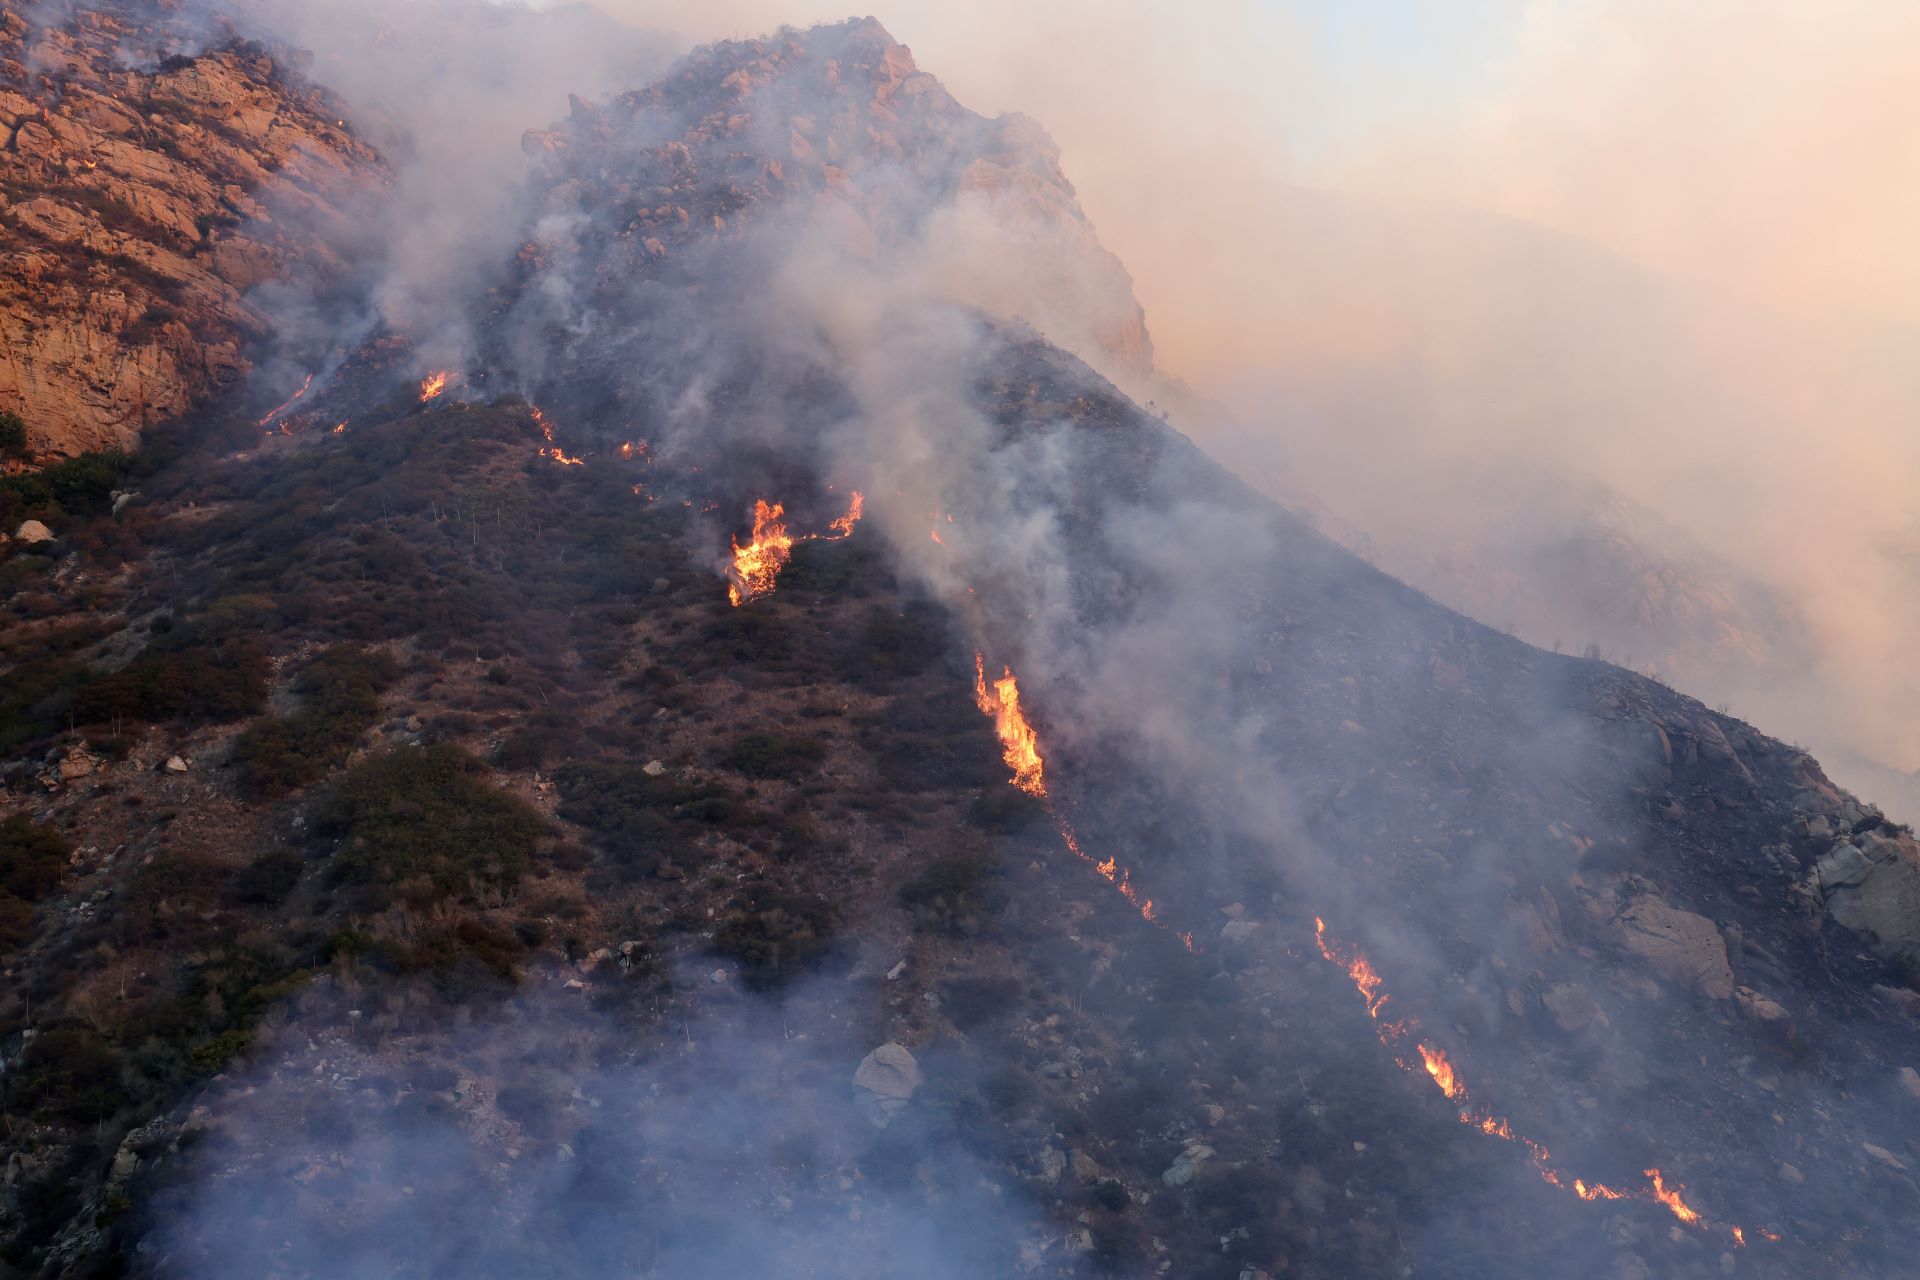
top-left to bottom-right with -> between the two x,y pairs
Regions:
1313,918 -> 1765,1243
727,500 -> 795,607
826,491 -> 864,539
1419,1044 -> 1464,1100
257,373 -> 313,427
973,657 -> 1193,949
1647,1169 -> 1702,1224
723,492 -> 863,605
527,406 -> 586,465
974,654 -> 1046,797
419,371 -> 451,402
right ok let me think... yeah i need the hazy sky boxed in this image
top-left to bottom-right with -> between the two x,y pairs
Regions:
384,0 -> 1920,792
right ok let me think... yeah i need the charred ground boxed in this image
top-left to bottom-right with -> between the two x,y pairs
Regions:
3,9 -> 1920,1280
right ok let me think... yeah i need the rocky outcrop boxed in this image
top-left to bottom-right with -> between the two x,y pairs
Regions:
851,1041 -> 920,1127
1804,823 -> 1920,962
0,3 -> 385,458
512,17 -> 1153,392
1617,895 -> 1734,998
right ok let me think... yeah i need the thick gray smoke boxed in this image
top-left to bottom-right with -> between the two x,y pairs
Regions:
134,3 -> 1920,1274
151,971 -> 1045,1278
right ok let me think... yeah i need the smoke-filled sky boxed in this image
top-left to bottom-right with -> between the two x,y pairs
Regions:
253,0 -> 1920,802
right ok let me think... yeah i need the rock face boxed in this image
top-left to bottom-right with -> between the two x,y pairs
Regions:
1617,896 -> 1734,999
1806,828 -> 1920,961
511,18 -> 1154,396
851,1041 -> 921,1127
0,3 -> 385,458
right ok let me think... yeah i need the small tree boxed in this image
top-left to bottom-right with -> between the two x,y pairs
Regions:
0,411 -> 25,455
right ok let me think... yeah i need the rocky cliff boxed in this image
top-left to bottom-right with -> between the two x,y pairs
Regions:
515,17 -> 1155,390
0,1 -> 384,460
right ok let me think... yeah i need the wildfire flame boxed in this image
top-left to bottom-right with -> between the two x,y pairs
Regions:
974,654 -> 1046,797
257,373 -> 313,428
826,490 -> 864,539
1419,1044 -> 1464,1101
1312,917 -> 1770,1243
728,500 -> 794,607
527,406 -> 587,465
972,656 -> 1192,949
419,371 -> 451,402
724,492 -> 863,606
1647,1169 -> 1702,1224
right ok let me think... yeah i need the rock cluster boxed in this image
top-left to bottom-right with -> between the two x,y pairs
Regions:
0,4 -> 384,457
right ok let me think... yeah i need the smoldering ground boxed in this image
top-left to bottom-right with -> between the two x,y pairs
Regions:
217,0 -> 1920,818
102,3 -> 1920,1274
145,969 -> 1050,1279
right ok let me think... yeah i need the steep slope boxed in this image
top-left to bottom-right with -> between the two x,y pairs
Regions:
0,1 -> 384,459
3,15 -> 1920,1280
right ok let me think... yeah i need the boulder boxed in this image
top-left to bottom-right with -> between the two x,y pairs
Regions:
14,519 -> 53,545
1218,919 -> 1259,946
164,755 -> 189,774
1617,897 -> 1734,999
642,760 -> 667,777
853,1042 -> 921,1127
1807,832 -> 1920,961
1160,1140 -> 1216,1187
1543,982 -> 1604,1033
1734,987 -> 1790,1023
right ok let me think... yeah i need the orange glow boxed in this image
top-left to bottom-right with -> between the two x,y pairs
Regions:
1574,1180 -> 1628,1202
722,492 -> 862,604
1314,918 -> 1763,1243
1647,1169 -> 1702,1224
528,406 -> 586,465
974,657 -> 1193,949
331,422 -> 347,434
1419,1044 -> 1464,1100
825,490 -> 864,539
974,654 -> 1046,796
727,500 -> 795,607
257,373 -> 313,427
419,371 -> 451,401
931,528 -> 945,545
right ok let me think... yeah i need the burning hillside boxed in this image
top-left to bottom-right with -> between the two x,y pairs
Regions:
2,9 -> 1919,1280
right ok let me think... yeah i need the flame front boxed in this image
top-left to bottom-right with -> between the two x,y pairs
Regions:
727,500 -> 795,607
1419,1044 -> 1464,1101
826,490 -> 864,539
724,492 -> 862,606
419,371 -> 451,402
972,655 -> 1192,950
1647,1169 -> 1702,1224
257,373 -> 313,428
1312,918 -> 1768,1243
974,654 -> 1046,797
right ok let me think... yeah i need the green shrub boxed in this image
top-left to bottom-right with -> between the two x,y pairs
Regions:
231,850 -> 305,906
231,644 -> 401,796
71,639 -> 268,726
41,449 -> 129,516
0,411 -> 24,455
721,732 -> 827,779
320,744 -> 544,894
186,1027 -> 254,1079
555,762 -> 743,877
0,814 -> 70,902
8,1026 -> 129,1124
713,891 -> 836,989
898,856 -> 1000,934
0,895 -> 35,952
